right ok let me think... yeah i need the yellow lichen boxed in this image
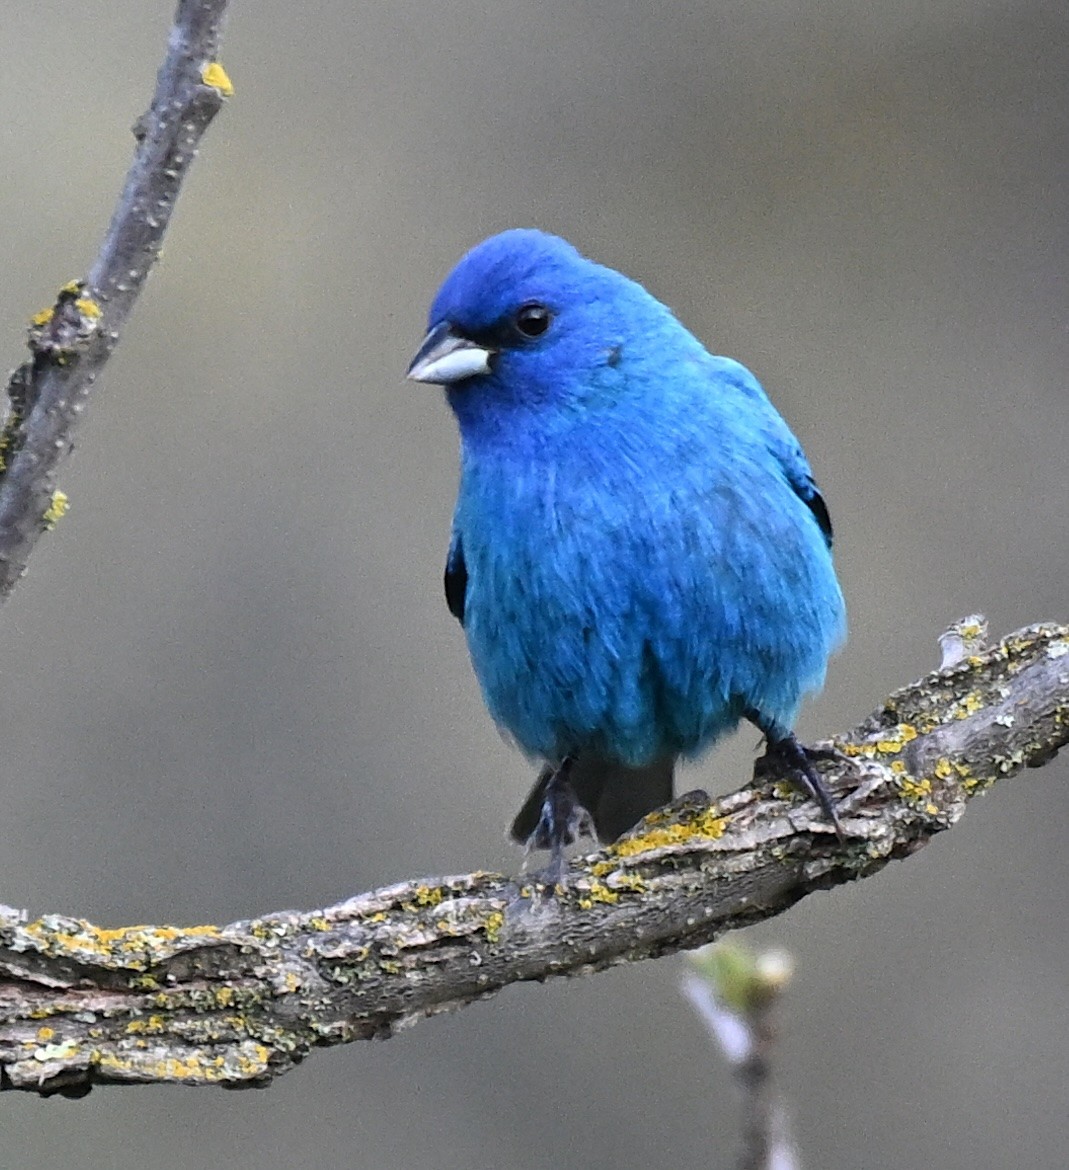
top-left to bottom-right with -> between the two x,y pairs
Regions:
93,922 -> 219,950
875,721 -> 921,753
42,490 -> 70,531
483,911 -> 505,945
30,307 -> 54,327
36,1026 -> 55,1042
22,917 -> 221,962
931,756 -> 983,793
576,881 -> 620,910
959,767 -> 988,794
413,886 -> 445,908
610,809 -> 727,857
96,1050 -> 208,1081
125,1015 -> 167,1035
845,721 -> 927,759
73,296 -> 102,319
249,920 -> 283,942
59,280 -> 82,296
954,693 -> 984,717
238,1043 -> 271,1076
898,776 -> 932,802
201,62 -> 234,96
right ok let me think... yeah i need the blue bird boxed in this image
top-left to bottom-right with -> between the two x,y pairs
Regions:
407,229 -> 846,864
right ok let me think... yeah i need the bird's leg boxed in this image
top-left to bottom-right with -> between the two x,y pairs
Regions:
525,756 -> 596,881
747,713 -> 845,839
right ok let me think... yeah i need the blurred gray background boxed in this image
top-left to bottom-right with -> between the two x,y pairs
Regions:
1,1 -> 1066,1167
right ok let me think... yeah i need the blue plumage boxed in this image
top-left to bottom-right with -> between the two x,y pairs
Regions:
408,229 -> 846,852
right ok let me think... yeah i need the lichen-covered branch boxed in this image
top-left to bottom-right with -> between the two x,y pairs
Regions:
1,622 -> 1065,1097
0,0 -> 232,598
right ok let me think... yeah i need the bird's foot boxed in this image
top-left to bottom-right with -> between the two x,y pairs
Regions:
524,758 -> 597,884
755,733 -> 846,839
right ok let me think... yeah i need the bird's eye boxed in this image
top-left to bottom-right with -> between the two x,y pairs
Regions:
514,302 -> 552,338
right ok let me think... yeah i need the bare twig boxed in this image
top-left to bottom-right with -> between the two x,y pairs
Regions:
0,621 -> 1064,1096
684,944 -> 800,1170
0,0 -> 232,598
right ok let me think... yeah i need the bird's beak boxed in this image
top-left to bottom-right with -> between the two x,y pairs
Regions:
406,321 -> 494,385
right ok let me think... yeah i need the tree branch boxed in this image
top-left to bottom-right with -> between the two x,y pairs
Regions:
0,0 -> 232,599
1,621 -> 1064,1096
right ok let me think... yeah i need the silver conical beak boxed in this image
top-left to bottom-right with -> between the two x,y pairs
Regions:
406,321 -> 494,385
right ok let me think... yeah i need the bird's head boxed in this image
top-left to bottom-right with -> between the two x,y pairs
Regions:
407,229 -> 685,441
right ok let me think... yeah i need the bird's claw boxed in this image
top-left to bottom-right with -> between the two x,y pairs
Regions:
756,734 -> 846,839
524,759 -> 597,881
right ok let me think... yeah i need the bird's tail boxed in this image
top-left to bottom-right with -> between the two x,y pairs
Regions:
509,756 -> 675,845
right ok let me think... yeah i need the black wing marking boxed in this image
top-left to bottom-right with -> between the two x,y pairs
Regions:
775,432 -> 834,548
799,483 -> 833,547
444,535 -> 467,625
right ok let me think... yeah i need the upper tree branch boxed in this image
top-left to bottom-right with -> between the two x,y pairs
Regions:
1,622 -> 1064,1096
0,0 -> 232,599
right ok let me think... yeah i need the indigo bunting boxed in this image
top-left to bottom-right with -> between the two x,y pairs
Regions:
408,229 -> 846,863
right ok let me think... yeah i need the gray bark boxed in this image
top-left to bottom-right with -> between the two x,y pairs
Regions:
1,622 -> 1064,1096
0,0 -> 232,597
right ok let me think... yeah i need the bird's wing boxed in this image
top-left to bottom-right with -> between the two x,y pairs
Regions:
771,427 -> 834,547
720,359 -> 834,548
444,531 -> 468,624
